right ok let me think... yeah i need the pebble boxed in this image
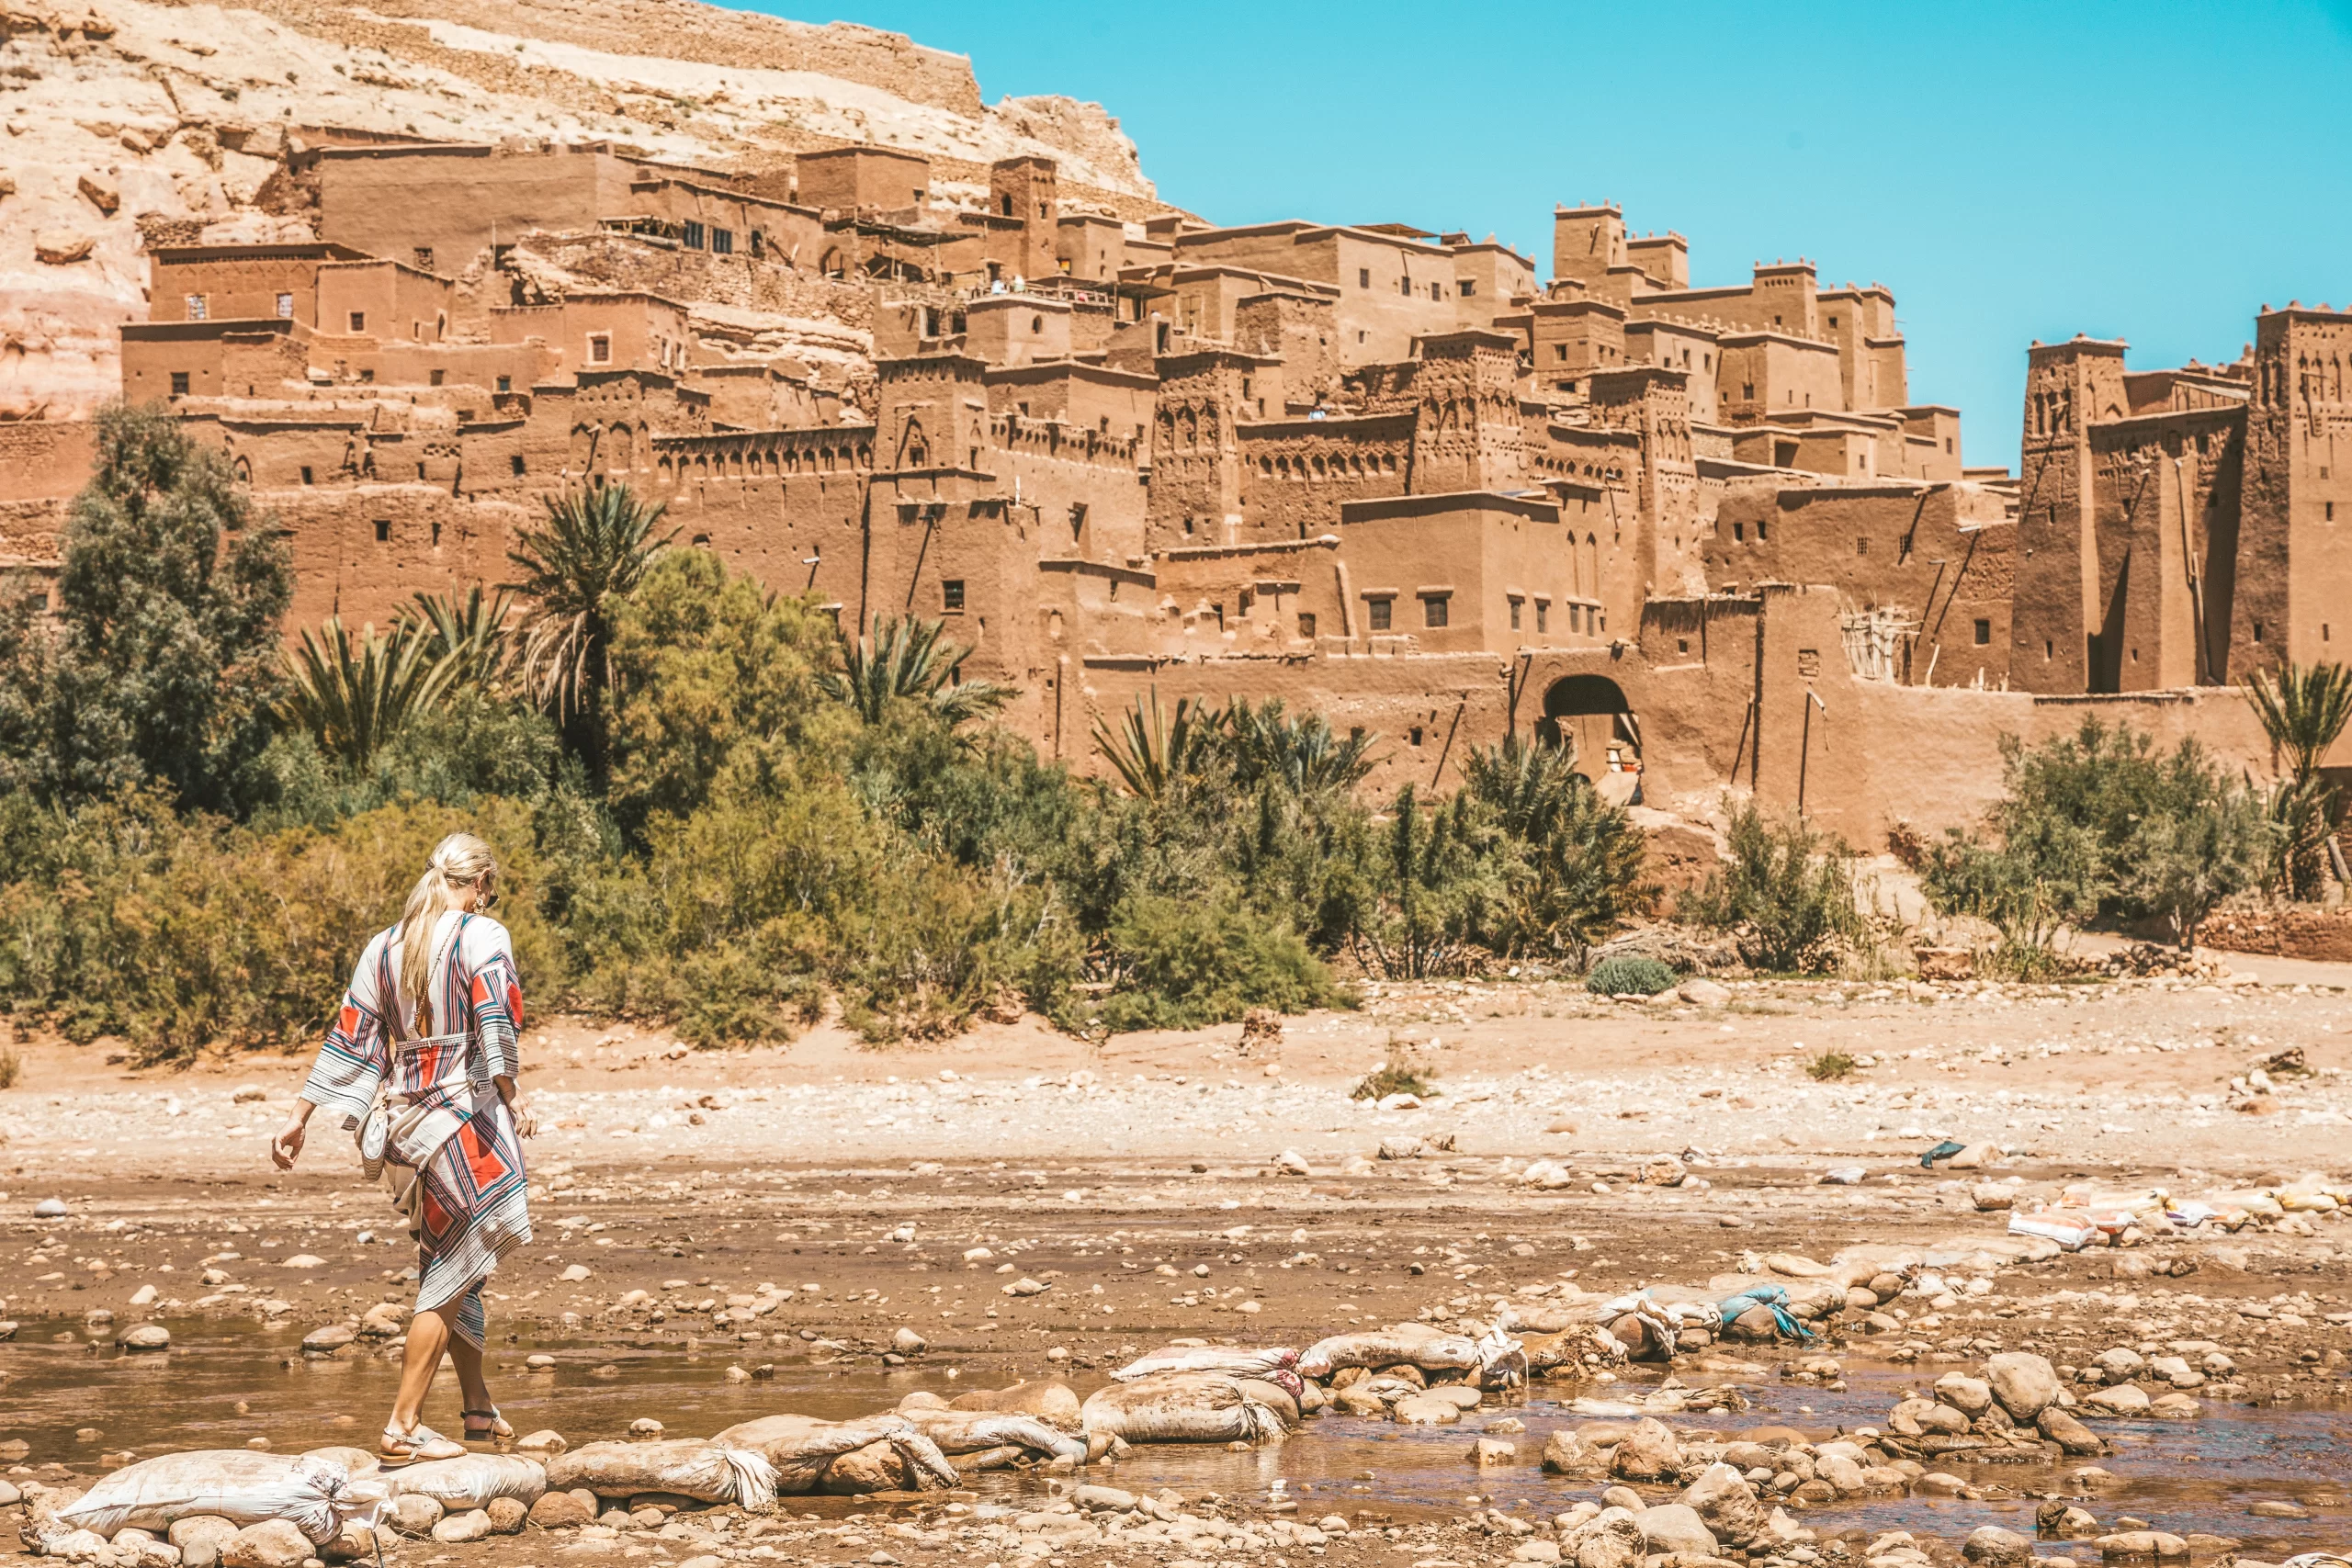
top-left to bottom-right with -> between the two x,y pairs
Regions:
34,1198 -> 67,1218
116,1325 -> 171,1351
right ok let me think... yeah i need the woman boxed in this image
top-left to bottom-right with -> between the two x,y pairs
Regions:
270,832 -> 536,1461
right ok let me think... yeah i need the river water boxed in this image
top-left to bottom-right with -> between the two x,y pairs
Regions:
5,1324 -> 2347,1555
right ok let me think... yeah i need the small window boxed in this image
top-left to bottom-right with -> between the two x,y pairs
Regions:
1756,520 -> 1770,542
511,454 -> 526,477
1509,597 -> 1522,630
413,246 -> 434,271
710,228 -> 733,255
1828,315 -> 1838,329
497,375 -> 512,393
429,368 -> 445,387
1973,618 -> 1992,647
2254,620 -> 2264,644
1358,267 -> 1370,288
186,294 -> 208,321
1409,727 -> 1425,747
299,466 -> 313,485
943,580 -> 966,612
1733,521 -> 1746,541
1297,612 -> 1317,639
349,311 -> 366,332
358,368 -> 374,383
2044,639 -> 2053,660
373,519 -> 390,542
432,520 -> 442,547
169,371 -> 190,396
1459,279 -> 1476,297
1367,596 -> 1393,632
1031,315 -> 1044,334
683,220 -> 706,250
1422,595 -> 1449,629
1535,601 -> 1548,633
275,292 -> 293,319
2328,502 -> 2337,522
1742,382 -> 1755,400
1856,536 -> 1869,556
588,334 -> 611,365
1555,344 -> 1567,362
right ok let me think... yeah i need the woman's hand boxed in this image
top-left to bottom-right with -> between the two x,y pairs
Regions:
497,1076 -> 537,1138
269,1115 -> 308,1170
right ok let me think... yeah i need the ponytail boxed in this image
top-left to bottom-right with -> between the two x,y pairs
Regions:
398,832 -> 498,1038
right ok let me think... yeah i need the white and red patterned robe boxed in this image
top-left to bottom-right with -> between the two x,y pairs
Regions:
300,910 -> 531,1348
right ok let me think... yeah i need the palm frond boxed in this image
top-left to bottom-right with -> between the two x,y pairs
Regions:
1227,697 -> 1378,796
277,617 -> 457,767
1091,688 -> 1223,799
403,583 -> 516,690
2245,660 -> 2352,785
504,483 -> 676,721
820,614 -> 1013,728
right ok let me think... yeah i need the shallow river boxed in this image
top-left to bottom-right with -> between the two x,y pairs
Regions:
5,1325 -> 2349,1555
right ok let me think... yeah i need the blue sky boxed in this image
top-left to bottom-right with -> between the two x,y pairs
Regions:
740,1 -> 2352,471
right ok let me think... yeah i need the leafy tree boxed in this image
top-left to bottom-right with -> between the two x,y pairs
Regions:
506,482 -> 676,780
1924,718 -> 2267,960
602,550 -> 843,829
0,403 -> 290,814
2244,660 -> 2352,898
821,614 -> 1012,729
1683,799 -> 1866,973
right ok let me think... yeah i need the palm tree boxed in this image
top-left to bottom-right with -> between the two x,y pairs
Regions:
820,614 -> 1012,728
404,583 -> 516,692
278,617 -> 457,768
2245,660 -> 2352,897
1226,698 -> 1378,796
1091,688 -> 1223,800
504,483 -> 675,775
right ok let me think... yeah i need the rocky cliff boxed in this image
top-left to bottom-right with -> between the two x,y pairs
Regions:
0,0 -> 1157,418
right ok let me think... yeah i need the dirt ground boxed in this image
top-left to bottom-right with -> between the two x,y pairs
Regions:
3,962 -> 2350,1565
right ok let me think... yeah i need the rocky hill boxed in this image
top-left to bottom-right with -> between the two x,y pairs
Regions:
0,0 -> 1159,418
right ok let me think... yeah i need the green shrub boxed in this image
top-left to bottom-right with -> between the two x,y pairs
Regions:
1075,895 -> 1342,1034
1585,954 -> 1679,996
1682,801 -> 1866,973
1351,1037 -> 1437,1101
1805,1050 -> 1856,1081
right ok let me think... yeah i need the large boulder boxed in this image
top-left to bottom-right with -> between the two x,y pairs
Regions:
2096,1531 -> 2188,1563
1985,1353 -> 2060,1422
2039,1407 -> 2107,1456
1565,1508 -> 1646,1568
1934,1373 -> 1993,1416
1608,1417 -> 1682,1480
1962,1527 -> 2034,1567
2083,1383 -> 2152,1417
1677,1462 -> 1765,1548
1637,1504 -> 1717,1558
221,1521 -> 311,1568
1815,1452 -> 1867,1495
1542,1429 -> 1608,1476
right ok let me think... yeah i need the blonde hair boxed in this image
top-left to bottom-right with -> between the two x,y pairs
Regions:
399,832 -> 498,1038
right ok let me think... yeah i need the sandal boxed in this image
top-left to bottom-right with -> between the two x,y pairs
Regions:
381,1422 -> 465,1461
462,1406 -> 514,1442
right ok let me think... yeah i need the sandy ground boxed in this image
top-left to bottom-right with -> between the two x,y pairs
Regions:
3,965 -> 2350,1565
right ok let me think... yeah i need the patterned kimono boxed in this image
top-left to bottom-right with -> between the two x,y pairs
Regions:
300,910 -> 531,1348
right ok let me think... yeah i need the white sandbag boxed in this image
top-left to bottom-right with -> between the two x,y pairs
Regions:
382,1454 -> 546,1510
1297,1328 -> 1481,1378
1112,1345 -> 1300,1382
1079,1372 -> 1290,1446
542,1440 -> 776,1511
893,1408 -> 1088,1464
713,1415 -> 958,1495
58,1451 -> 383,1544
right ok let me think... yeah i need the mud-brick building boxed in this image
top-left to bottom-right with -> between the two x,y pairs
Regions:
6,124 -> 2346,840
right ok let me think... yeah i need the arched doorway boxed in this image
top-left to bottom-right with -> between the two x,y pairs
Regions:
1539,673 -> 1642,785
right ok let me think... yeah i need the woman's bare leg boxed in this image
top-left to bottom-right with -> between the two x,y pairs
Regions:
448,1334 -> 493,1416
390,1302 -> 463,1431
